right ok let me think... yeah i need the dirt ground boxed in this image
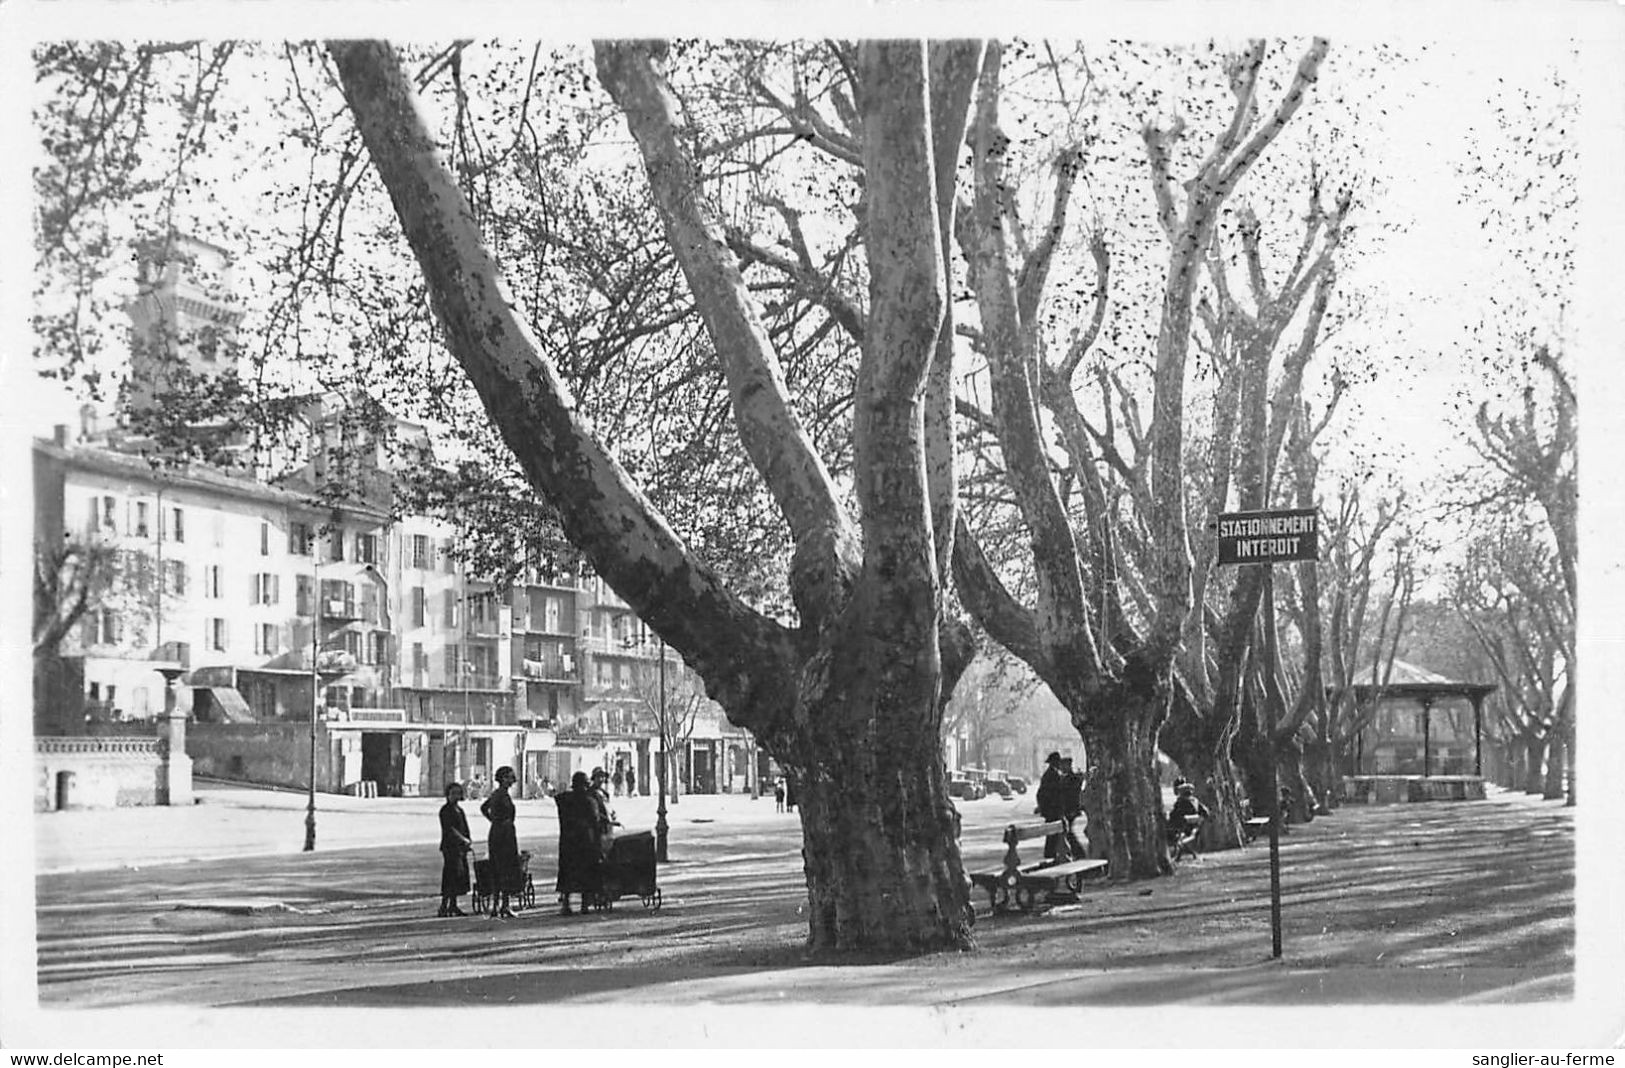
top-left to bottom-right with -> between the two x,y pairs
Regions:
958,787 -> 1574,976
30,784 -> 1575,1018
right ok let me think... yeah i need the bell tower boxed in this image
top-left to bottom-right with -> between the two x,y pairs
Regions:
124,234 -> 244,419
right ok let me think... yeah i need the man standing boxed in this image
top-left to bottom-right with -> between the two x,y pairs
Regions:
1060,756 -> 1087,858
1036,752 -> 1068,859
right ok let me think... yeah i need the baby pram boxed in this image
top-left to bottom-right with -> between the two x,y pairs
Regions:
472,850 -> 535,914
581,831 -> 662,912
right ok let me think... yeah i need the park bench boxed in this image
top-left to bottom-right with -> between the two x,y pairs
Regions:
1241,816 -> 1273,843
968,819 -> 1108,914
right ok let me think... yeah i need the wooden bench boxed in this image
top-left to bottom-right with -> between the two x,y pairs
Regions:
1241,816 -> 1272,843
968,820 -> 1108,914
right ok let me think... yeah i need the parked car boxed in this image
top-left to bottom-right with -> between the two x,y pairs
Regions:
983,770 -> 1014,799
948,773 -> 985,801
1007,774 -> 1029,795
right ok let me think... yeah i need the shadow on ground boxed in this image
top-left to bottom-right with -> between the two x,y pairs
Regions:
34,788 -> 1573,1008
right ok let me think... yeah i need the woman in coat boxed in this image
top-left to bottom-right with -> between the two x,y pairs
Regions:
479,766 -> 522,919
555,771 -> 611,915
437,781 -> 472,917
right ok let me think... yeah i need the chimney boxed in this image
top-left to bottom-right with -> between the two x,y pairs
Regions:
79,403 -> 99,442
53,424 -> 68,446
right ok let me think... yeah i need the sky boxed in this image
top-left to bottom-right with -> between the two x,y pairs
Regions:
8,19 -> 1588,486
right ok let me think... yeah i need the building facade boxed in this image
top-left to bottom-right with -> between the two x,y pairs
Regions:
34,235 -> 758,801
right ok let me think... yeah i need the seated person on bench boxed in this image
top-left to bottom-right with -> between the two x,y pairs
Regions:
1167,782 -> 1210,854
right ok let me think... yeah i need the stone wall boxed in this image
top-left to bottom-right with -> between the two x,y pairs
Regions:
35,736 -> 164,810
1341,775 -> 1488,803
188,721 -> 333,791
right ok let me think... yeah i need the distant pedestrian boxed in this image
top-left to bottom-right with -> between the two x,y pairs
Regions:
479,766 -> 522,919
773,780 -> 785,813
625,768 -> 637,797
612,765 -> 625,797
591,767 -> 620,826
437,782 -> 472,917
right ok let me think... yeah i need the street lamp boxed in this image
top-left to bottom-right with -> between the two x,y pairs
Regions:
655,637 -> 669,862
305,546 -> 321,852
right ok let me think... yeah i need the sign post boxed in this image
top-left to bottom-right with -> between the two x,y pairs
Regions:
1216,508 -> 1319,960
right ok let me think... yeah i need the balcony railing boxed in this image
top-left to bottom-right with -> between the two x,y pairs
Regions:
521,618 -> 577,637
521,658 -> 577,683
322,599 -> 360,621
580,635 -> 655,657
522,569 -> 582,590
452,673 -> 506,691
334,707 -> 407,724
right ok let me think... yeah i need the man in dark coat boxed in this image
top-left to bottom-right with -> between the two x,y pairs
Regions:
1035,751 -> 1068,859
1060,756 -> 1088,858
556,771 -> 612,915
437,781 -> 472,916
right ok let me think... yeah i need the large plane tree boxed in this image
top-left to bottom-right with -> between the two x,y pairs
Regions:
327,39 -> 985,952
951,38 -> 1329,877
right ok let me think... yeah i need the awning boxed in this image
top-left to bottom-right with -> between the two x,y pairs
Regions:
193,686 -> 256,724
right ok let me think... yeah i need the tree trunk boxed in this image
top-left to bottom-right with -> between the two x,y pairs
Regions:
1160,683 -> 1245,849
1303,738 -> 1339,814
1541,729 -> 1566,801
1275,733 -> 1315,822
791,677 -> 971,948
1521,734 -> 1547,794
1230,697 -> 1286,823
1077,667 -> 1172,878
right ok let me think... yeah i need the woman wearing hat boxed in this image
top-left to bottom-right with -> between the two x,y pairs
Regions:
479,765 -> 523,918
436,781 -> 473,917
556,771 -> 611,915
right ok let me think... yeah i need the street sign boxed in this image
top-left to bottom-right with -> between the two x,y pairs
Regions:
1213,506 -> 1321,959
1216,508 -> 1320,566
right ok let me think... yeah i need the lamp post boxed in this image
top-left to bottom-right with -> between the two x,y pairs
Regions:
305,547 -> 320,852
655,637 -> 669,862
